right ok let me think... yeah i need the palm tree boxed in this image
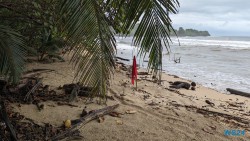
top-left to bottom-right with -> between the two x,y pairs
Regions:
0,0 -> 179,98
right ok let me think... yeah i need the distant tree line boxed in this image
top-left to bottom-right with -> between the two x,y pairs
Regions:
172,27 -> 210,37
127,25 -> 210,37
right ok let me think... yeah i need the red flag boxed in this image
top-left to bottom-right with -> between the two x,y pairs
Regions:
131,56 -> 137,85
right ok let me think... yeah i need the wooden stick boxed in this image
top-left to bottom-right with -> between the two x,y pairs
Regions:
51,104 -> 119,141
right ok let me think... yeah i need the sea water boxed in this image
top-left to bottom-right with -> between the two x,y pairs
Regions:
115,36 -> 250,93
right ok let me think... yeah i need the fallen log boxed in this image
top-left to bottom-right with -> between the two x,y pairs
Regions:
169,81 -> 191,90
226,88 -> 250,98
0,101 -> 18,141
51,104 -> 119,141
115,57 -> 130,61
137,72 -> 150,75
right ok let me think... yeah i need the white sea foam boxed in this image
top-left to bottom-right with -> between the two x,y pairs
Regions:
171,38 -> 250,50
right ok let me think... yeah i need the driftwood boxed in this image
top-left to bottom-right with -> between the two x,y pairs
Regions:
0,101 -> 18,141
22,69 -> 55,78
226,88 -> 250,98
115,57 -> 130,61
51,104 -> 119,141
137,72 -> 150,75
171,103 -> 250,129
196,108 -> 250,125
169,81 -> 191,89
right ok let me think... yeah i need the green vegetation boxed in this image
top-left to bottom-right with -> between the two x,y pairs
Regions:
174,27 -> 210,36
128,25 -> 210,37
0,0 -> 179,98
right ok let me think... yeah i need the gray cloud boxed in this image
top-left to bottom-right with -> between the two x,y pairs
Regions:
170,0 -> 250,36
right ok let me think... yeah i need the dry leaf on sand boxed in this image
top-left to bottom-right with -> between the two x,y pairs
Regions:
125,110 -> 137,114
116,120 -> 123,125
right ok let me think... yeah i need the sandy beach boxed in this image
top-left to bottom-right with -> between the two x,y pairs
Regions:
10,55 -> 250,141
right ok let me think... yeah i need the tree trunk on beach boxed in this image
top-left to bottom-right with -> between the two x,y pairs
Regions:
226,88 -> 250,98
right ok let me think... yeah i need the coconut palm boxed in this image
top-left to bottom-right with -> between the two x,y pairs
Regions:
0,0 -> 179,98
0,25 -> 27,83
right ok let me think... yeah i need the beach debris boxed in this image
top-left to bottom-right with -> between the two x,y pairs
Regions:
63,83 -> 92,97
120,93 -> 126,97
137,72 -> 150,75
64,120 -> 72,128
51,104 -> 119,140
125,110 -> 137,114
173,56 -> 181,63
169,81 -> 191,90
191,86 -> 196,91
227,102 -> 242,108
148,101 -> 158,106
109,111 -> 122,118
226,88 -> 250,98
143,95 -> 150,100
24,79 -> 43,102
202,128 -> 213,134
138,89 -> 151,95
208,125 -> 217,130
205,100 -> 215,107
98,116 -> 105,123
107,95 -> 115,100
116,120 -> 123,125
115,56 -> 130,62
191,82 -> 196,87
81,107 -> 88,117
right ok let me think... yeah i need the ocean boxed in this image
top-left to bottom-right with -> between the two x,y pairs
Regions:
115,36 -> 250,93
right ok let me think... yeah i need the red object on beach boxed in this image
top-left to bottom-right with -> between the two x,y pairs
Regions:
131,56 -> 137,85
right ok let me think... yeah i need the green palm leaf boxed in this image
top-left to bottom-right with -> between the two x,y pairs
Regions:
123,0 -> 179,81
61,0 -> 116,98
0,25 -> 27,83
60,0 -> 179,98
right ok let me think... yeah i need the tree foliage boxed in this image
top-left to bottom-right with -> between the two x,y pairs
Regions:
0,0 -> 179,97
176,27 -> 210,37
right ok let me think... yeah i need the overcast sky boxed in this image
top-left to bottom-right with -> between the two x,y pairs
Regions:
170,0 -> 250,36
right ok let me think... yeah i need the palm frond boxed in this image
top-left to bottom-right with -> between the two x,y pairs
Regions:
123,0 -> 179,80
0,25 -> 27,83
60,0 -> 116,98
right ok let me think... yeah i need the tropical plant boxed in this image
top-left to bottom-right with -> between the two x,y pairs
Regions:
0,25 -> 27,83
0,0 -> 179,98
38,29 -> 65,62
